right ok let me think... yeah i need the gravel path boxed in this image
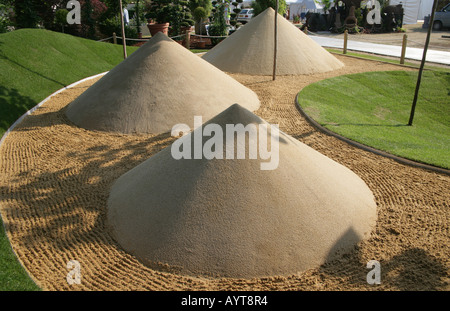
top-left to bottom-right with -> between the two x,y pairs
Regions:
0,54 -> 448,291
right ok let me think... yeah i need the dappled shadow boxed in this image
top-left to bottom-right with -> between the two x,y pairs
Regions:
0,86 -> 37,133
0,102 -> 291,258
1,89 -> 448,289
0,104 -> 175,257
318,228 -> 449,290
381,248 -> 449,290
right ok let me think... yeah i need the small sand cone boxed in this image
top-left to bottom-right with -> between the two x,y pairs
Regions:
202,7 -> 344,75
66,32 -> 260,134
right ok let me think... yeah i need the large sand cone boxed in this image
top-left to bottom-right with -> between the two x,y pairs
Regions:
65,32 -> 260,134
107,104 -> 377,278
202,7 -> 344,75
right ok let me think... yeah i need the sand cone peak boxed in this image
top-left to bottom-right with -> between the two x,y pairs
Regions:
65,34 -> 260,134
202,7 -> 344,75
204,103 -> 264,126
107,105 -> 377,278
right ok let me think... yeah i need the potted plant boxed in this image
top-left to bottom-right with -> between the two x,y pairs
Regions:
209,1 -> 228,46
172,0 -> 195,36
144,0 -> 194,37
144,0 -> 172,36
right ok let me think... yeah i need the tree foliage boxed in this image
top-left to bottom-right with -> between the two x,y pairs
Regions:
251,0 -> 286,17
189,0 -> 212,16
0,0 -> 14,32
208,1 -> 227,44
314,0 -> 332,13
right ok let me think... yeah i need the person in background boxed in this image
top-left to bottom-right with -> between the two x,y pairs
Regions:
124,8 -> 129,26
225,4 -> 231,25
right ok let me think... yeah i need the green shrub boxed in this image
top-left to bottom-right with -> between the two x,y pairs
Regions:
99,17 -> 139,45
251,0 -> 287,16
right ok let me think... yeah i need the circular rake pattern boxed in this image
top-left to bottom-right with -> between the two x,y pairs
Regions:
0,55 -> 449,291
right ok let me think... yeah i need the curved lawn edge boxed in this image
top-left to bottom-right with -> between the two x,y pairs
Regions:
0,72 -> 108,290
0,72 -> 108,146
295,93 -> 450,176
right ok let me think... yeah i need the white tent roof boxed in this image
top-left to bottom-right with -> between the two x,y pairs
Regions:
288,0 -> 434,24
389,0 -> 434,24
288,0 -> 324,8
288,0 -> 324,19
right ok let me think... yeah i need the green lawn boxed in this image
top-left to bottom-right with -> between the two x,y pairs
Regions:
0,219 -> 40,290
298,70 -> 450,169
0,29 -> 140,291
0,28 -> 139,138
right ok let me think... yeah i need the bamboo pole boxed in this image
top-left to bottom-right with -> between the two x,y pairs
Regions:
272,0 -> 279,81
119,0 -> 127,59
408,0 -> 438,126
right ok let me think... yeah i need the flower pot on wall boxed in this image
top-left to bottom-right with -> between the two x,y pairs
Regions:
147,23 -> 170,36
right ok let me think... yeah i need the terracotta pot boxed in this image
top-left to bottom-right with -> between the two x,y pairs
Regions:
197,40 -> 206,49
147,23 -> 170,36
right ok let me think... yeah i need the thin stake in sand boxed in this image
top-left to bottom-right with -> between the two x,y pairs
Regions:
272,0 -> 278,81
119,0 -> 127,59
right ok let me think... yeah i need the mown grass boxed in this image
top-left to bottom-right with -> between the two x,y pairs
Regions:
298,70 -> 450,169
0,218 -> 40,291
0,28 -> 139,138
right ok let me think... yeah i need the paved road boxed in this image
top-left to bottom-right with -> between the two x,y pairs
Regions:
310,35 -> 450,65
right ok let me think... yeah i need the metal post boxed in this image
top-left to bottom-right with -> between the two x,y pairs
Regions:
119,0 -> 127,59
408,0 -> 438,126
343,29 -> 348,54
272,1 -> 279,81
400,34 -> 407,64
